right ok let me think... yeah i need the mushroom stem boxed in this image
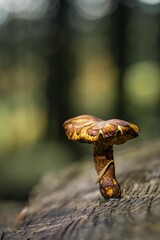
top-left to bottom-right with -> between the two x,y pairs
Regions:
93,145 -> 121,199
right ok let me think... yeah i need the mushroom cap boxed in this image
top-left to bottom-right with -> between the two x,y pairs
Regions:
63,115 -> 140,146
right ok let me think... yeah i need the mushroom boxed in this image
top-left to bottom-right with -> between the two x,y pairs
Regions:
63,115 -> 140,199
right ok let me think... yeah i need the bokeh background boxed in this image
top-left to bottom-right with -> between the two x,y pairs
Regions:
0,0 -> 159,201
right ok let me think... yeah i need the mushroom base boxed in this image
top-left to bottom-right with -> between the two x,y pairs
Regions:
99,176 -> 121,199
93,145 -> 121,199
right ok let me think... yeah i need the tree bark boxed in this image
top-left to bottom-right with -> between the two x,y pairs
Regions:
1,140 -> 160,240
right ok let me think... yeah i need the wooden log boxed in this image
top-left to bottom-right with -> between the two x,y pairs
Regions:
1,140 -> 160,240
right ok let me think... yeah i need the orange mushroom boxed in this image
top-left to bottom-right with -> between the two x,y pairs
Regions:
63,115 -> 140,199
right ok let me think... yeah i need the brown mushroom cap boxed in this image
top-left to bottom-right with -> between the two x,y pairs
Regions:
63,115 -> 140,146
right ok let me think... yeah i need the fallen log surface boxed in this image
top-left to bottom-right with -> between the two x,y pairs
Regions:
1,140 -> 160,240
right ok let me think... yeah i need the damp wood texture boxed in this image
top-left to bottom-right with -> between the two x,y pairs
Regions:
1,140 -> 160,240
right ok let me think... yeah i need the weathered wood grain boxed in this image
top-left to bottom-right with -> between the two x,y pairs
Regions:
1,140 -> 160,240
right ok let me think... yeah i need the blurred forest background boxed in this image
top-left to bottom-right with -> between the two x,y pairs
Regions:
0,0 -> 159,201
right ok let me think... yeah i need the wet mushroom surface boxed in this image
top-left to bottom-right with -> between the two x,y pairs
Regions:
63,115 -> 140,199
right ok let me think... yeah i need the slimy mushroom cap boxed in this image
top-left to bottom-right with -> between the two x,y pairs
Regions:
63,115 -> 140,146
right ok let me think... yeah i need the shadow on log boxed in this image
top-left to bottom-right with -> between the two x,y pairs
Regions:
1,140 -> 160,240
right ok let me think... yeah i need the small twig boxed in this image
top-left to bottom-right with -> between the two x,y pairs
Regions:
95,160 -> 114,184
